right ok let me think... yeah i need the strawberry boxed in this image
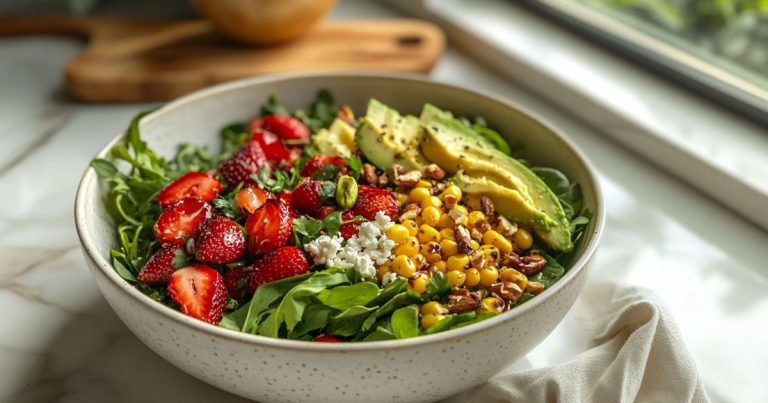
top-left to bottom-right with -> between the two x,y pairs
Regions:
251,130 -> 290,167
236,186 -> 272,216
301,155 -> 348,178
157,172 -> 222,207
193,216 -> 246,264
249,117 -> 263,133
223,266 -> 249,300
247,246 -> 309,292
291,179 -> 327,215
316,206 -> 336,219
277,191 -> 293,207
245,200 -> 292,256
352,185 -> 397,220
219,141 -> 268,186
339,210 -> 360,239
137,246 -> 182,285
154,198 -> 212,246
168,264 -> 227,325
262,115 -> 309,142
313,335 -> 341,343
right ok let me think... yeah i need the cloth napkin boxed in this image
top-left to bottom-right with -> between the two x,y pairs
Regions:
458,283 -> 710,403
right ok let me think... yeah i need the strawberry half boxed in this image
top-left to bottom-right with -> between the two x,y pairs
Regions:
138,246 -> 182,285
157,172 -> 222,208
154,198 -> 212,246
247,246 -> 309,293
193,216 -> 246,264
301,155 -> 348,178
223,266 -> 249,300
219,141 -> 268,186
262,115 -> 310,142
251,130 -> 290,167
352,185 -> 397,220
339,210 -> 360,239
245,199 -> 292,256
236,186 -> 271,216
168,264 -> 227,325
291,179 -> 327,216
314,335 -> 341,343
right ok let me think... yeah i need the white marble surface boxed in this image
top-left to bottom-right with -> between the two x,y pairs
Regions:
1,1 -> 767,403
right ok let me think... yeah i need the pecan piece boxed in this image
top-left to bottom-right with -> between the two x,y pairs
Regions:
424,163 -> 446,180
377,173 -> 390,188
490,282 -> 523,302
392,170 -> 422,188
361,163 -> 378,185
445,288 -> 481,313
469,250 -> 488,270
448,208 -> 467,226
398,203 -> 421,222
470,227 -> 483,241
454,225 -> 473,254
480,196 -> 495,216
495,216 -> 518,237
474,219 -> 491,234
518,253 -> 547,276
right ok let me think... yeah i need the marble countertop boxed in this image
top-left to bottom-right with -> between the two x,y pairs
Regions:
1,1 -> 767,402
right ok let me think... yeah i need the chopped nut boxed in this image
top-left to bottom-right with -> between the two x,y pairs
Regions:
443,194 -> 458,209
398,203 -> 421,222
445,288 -> 481,313
518,252 -> 547,276
362,163 -> 378,185
495,216 -> 518,237
393,170 -> 422,188
387,163 -> 405,179
469,250 -> 488,269
448,208 -> 468,226
474,219 -> 491,234
526,281 -> 545,295
424,164 -> 446,180
470,227 -> 483,241
377,173 -> 390,188
490,282 -> 523,302
480,196 -> 495,216
455,225 -> 473,254
434,182 -> 447,193
337,104 -> 355,123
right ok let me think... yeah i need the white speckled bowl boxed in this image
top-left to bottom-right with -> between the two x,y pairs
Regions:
75,73 -> 604,403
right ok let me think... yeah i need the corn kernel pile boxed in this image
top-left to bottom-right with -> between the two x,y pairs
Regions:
376,180 -> 547,330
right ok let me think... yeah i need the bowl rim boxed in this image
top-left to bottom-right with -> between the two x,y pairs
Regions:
75,71 -> 605,351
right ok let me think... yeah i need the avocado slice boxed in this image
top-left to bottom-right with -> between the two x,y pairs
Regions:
310,118 -> 356,157
356,99 -> 429,171
419,104 -> 573,252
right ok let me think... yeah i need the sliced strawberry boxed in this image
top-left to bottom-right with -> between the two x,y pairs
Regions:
301,155 -> 348,178
193,216 -> 246,264
245,200 -> 292,256
313,335 -> 341,343
316,206 -> 336,220
137,246 -> 182,285
291,179 -> 327,215
339,210 -> 360,239
157,172 -> 222,207
251,130 -> 290,167
247,246 -> 309,293
168,264 -> 227,324
262,115 -> 310,142
154,198 -> 212,246
236,186 -> 272,216
277,191 -> 293,207
219,141 -> 268,186
249,117 -> 263,133
223,266 -> 249,300
352,185 -> 397,220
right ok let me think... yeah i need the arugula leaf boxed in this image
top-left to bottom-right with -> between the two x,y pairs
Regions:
425,312 -> 476,335
363,324 -> 397,341
220,122 -> 250,157
326,305 -> 379,337
211,183 -> 244,221
317,282 -> 380,310
241,273 -> 312,333
288,303 -> 335,339
366,277 -> 407,307
529,252 -> 566,287
391,305 -> 420,339
173,143 -> 216,174
345,155 -> 362,181
250,166 -> 296,194
292,210 -> 355,245
293,89 -> 337,133
260,93 -> 289,116
220,301 -> 251,331
517,292 -> 535,304
362,291 -> 420,331
473,124 -> 512,156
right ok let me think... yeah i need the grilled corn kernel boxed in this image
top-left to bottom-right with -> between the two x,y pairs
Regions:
401,219 -> 419,236
477,297 -> 505,314
440,239 -> 459,257
527,281 -> 545,294
416,179 -> 432,188
479,245 -> 501,265
412,253 -> 427,270
470,240 -> 480,250
467,211 -> 486,228
513,228 -> 533,250
408,187 -> 431,204
421,313 -> 444,329
396,193 -> 409,206
500,267 -> 528,290
393,236 -> 420,257
464,268 -> 481,287
392,255 -> 416,277
447,254 -> 470,271
421,301 -> 448,315
409,272 -> 430,293
439,228 -> 455,241
421,242 -> 442,264
482,230 -> 513,254
421,206 -> 442,227
386,224 -> 411,244
464,195 -> 482,211
453,205 -> 469,216
436,213 -> 454,229
447,270 -> 466,286
376,263 -> 392,280
440,185 -> 462,202
421,195 -> 443,209
432,261 -> 447,273
479,267 -> 499,286
418,224 -> 441,243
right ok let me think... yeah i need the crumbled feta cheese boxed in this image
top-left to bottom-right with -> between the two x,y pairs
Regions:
381,271 -> 398,286
304,211 -> 396,279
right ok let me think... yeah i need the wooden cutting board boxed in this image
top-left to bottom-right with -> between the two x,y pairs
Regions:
0,16 -> 445,102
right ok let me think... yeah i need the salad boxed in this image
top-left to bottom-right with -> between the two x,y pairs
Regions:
91,91 -> 591,342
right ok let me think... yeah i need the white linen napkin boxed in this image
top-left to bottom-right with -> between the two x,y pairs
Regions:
457,283 -> 710,403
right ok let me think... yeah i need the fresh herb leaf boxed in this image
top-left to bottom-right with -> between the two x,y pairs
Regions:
250,166 -> 296,194
311,164 -> 340,180
260,93 -> 289,116
211,183 -> 244,221
422,271 -> 451,300
317,282 -> 380,310
517,292 -> 535,304
345,155 -> 362,181
529,252 -> 566,287
288,303 -> 335,339
326,305 -> 378,337
391,305 -> 420,339
362,291 -> 420,331
293,89 -> 337,133
171,249 -> 192,269
221,122 -> 250,157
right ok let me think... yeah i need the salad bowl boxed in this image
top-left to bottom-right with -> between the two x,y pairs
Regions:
75,73 -> 604,403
